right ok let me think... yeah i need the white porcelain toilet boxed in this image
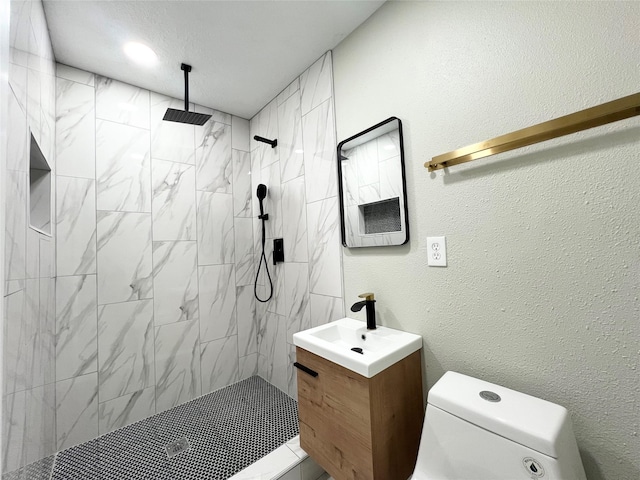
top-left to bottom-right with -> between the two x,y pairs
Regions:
411,371 -> 587,480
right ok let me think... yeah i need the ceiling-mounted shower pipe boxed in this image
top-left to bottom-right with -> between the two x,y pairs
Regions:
254,135 -> 277,148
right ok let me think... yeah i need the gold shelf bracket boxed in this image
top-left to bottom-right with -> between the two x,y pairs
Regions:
425,92 -> 640,172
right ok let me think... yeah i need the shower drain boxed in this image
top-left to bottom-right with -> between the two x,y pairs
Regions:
165,437 -> 191,458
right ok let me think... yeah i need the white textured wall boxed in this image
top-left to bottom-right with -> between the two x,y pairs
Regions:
333,2 -> 639,479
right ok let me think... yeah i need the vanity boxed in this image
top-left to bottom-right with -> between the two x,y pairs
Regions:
293,318 -> 424,480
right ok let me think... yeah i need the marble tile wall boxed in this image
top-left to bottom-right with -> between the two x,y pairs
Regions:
3,0 -> 57,475
53,64 -> 255,452
250,52 -> 345,399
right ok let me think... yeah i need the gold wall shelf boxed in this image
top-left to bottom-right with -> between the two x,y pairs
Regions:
425,92 -> 640,172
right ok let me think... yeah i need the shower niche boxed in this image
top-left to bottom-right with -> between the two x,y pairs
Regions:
29,133 -> 52,236
337,117 -> 409,247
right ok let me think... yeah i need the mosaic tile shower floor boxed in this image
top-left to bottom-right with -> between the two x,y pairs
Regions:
9,376 -> 299,480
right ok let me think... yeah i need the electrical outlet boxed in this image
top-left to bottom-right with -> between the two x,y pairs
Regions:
427,236 -> 447,267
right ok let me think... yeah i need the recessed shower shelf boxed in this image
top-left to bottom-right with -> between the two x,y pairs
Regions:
425,92 -> 640,172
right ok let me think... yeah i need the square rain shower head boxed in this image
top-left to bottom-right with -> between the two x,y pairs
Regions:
163,108 -> 212,126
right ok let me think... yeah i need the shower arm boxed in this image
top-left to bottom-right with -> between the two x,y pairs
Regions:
254,135 -> 277,148
182,63 -> 191,112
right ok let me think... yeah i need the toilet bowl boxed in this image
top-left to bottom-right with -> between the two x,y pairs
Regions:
411,371 -> 587,480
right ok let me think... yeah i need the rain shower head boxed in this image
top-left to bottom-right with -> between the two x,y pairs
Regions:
163,64 -> 212,126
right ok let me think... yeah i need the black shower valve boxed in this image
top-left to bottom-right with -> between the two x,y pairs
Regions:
273,238 -> 284,265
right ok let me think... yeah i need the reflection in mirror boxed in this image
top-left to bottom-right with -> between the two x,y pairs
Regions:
337,117 -> 409,248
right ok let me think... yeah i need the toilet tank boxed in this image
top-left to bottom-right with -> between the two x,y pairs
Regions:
412,372 -> 587,480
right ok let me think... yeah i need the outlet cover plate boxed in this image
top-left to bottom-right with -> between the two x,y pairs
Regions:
427,236 -> 447,267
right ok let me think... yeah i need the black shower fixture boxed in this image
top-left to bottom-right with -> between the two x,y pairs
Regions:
163,63 -> 212,126
254,135 -> 277,148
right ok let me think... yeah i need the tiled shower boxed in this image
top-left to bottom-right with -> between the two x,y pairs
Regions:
2,0 -> 345,477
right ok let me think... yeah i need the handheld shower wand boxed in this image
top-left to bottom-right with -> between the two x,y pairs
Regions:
254,184 -> 273,303
256,184 -> 268,220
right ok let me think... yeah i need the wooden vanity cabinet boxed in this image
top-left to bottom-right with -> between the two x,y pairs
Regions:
296,347 -> 424,480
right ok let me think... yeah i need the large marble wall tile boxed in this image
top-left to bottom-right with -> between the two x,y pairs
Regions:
3,390 -> 26,473
24,384 -> 56,464
231,116 -> 250,152
4,287 -> 29,394
56,176 -> 96,276
359,183 -> 381,204
95,76 -> 150,129
299,52 -> 333,116
5,170 -> 27,281
96,212 -> 152,304
155,319 -> 201,413
152,159 -> 196,241
194,104 -> 232,126
310,294 -> 344,328
196,192 -> 234,265
98,386 -> 155,435
284,263 -> 310,343
9,0 -> 30,52
24,278 -> 39,362
195,120 -> 232,193
27,67 -> 41,144
277,91 -> 304,183
232,150 -> 252,217
55,275 -> 98,381
379,156 -> 403,200
257,312 -> 287,393
236,285 -> 257,357
238,354 -> 258,381
150,93 -> 195,165
96,120 -> 151,212
55,373 -> 99,451
302,99 -> 338,203
276,78 -> 299,106
31,277 -> 56,388
152,241 -> 198,326
306,198 -> 343,298
198,264 -> 236,343
56,64 -> 95,86
234,218 -> 254,286
250,99 -> 279,167
282,177 -> 308,263
287,343 -> 297,399
26,226 -> 40,279
97,299 -> 154,402
55,78 -> 95,179
39,237 -> 52,279
200,336 -> 239,394
7,88 -> 27,172
341,150 -> 358,207
9,60 -> 28,115
377,130 -> 400,161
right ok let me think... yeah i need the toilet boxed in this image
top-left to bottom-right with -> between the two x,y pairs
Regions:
411,371 -> 587,480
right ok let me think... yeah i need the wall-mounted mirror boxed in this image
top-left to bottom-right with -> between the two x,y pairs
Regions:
337,117 -> 409,248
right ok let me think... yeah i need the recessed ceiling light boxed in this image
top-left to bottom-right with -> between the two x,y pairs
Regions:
124,42 -> 158,66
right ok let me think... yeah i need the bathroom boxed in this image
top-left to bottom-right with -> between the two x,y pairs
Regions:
1,1 -> 638,479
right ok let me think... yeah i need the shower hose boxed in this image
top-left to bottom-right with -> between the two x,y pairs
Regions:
254,212 -> 273,303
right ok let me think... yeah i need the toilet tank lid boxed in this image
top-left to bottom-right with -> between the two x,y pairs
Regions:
427,371 -> 570,458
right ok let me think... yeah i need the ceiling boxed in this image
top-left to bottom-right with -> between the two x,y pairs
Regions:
43,0 -> 385,119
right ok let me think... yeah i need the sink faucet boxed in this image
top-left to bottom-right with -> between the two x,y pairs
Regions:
351,293 -> 376,330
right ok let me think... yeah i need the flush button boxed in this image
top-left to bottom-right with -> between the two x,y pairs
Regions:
479,390 -> 501,402
522,457 -> 545,477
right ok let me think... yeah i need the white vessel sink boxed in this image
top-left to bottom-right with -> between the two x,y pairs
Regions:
293,317 -> 422,378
